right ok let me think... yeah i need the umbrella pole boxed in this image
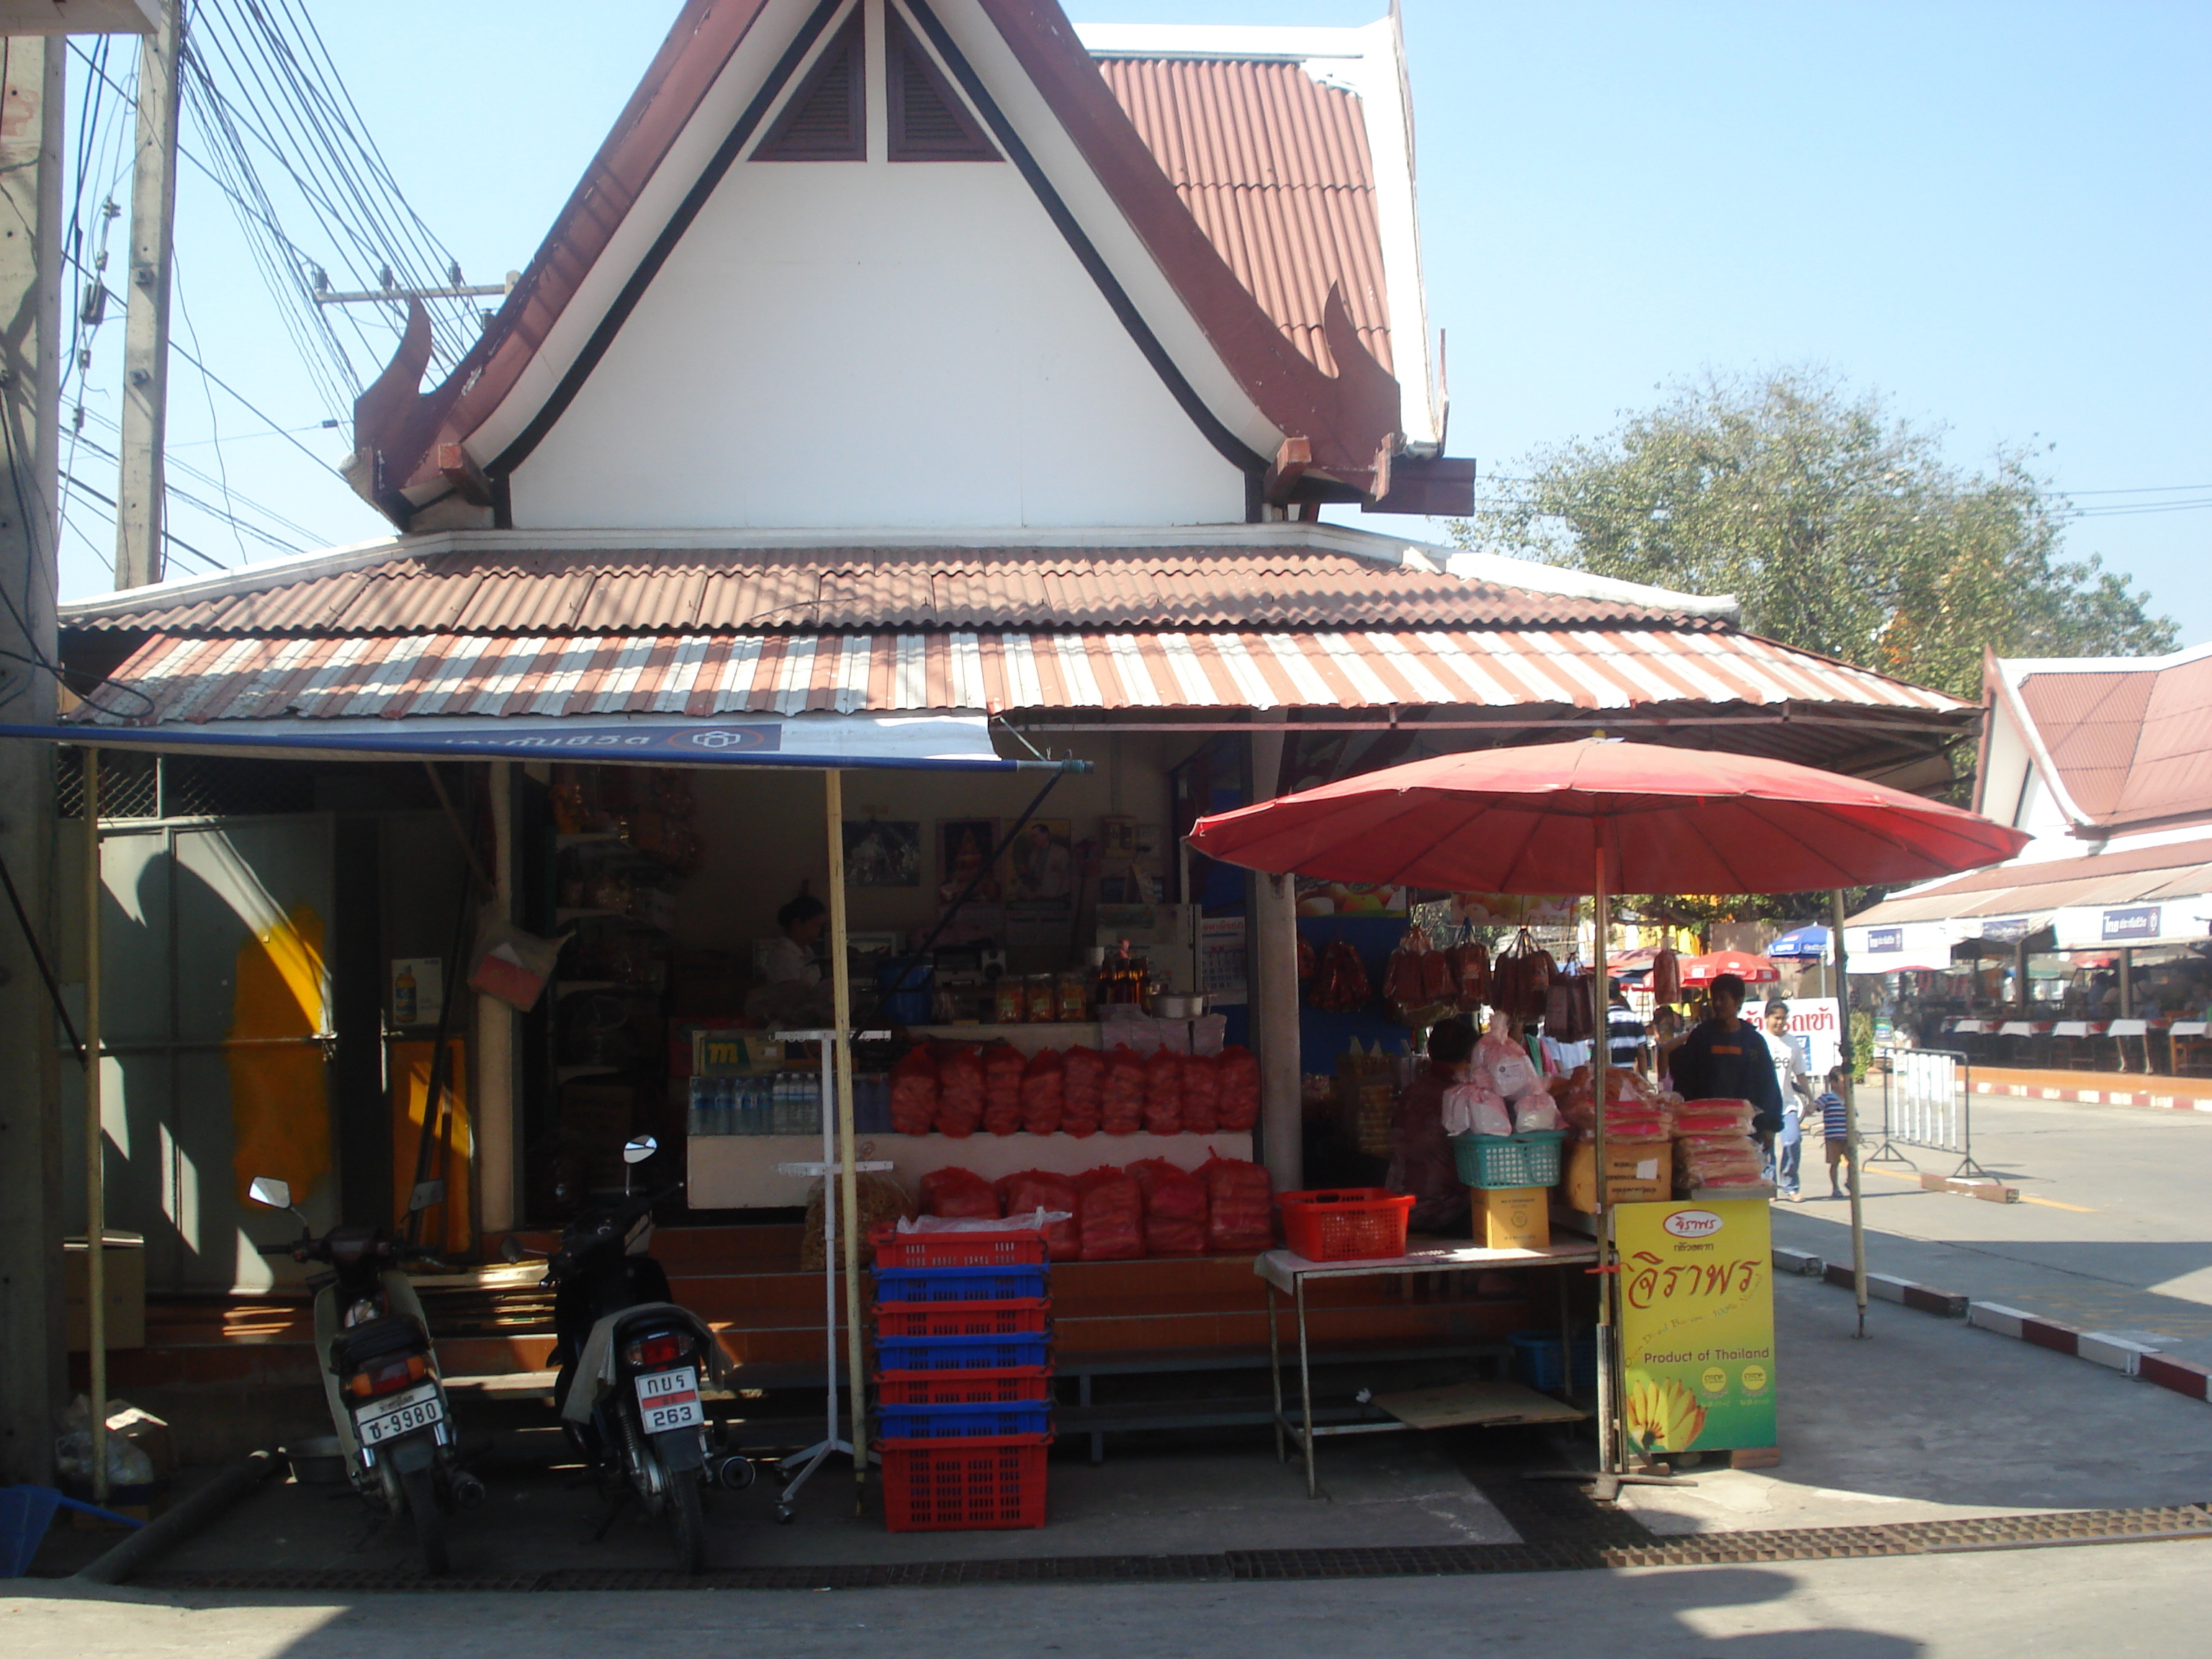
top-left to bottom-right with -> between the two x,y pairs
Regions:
1832,889 -> 1868,1340
1591,844 -> 1619,1475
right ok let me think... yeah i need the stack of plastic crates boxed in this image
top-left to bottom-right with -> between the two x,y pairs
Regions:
870,1223 -> 1052,1532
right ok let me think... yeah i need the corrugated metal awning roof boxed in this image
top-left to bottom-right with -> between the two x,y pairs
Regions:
65,625 -> 1963,729
1848,836 -> 2212,929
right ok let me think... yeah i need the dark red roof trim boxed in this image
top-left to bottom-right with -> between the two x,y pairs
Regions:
351,0 -> 1408,522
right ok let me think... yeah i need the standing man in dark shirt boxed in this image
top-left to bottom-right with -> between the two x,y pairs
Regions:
1667,974 -> 1784,1138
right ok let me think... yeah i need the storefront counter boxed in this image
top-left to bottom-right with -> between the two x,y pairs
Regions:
688,1128 -> 1255,1209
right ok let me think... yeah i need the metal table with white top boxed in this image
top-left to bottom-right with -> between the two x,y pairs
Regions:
1257,1239 -> 1601,1496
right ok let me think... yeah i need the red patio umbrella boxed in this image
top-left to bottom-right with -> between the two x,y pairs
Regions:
1679,949 -> 1781,986
1186,739 -> 2028,894
1188,738 -> 2028,1480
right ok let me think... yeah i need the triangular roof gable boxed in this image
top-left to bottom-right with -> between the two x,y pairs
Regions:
350,0 -> 1419,529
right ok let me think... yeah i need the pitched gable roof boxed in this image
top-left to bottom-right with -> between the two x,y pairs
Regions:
1986,642 -> 2212,836
347,1 -> 1453,529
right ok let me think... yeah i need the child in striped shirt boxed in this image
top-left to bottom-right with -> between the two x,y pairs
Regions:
1816,1066 -> 1853,1200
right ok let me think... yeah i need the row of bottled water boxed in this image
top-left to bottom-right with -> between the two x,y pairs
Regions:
687,1072 -> 821,1136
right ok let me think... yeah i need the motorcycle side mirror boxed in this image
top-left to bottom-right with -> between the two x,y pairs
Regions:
408,1179 -> 447,1215
500,1236 -> 524,1265
248,1176 -> 292,1211
621,1136 -> 658,1166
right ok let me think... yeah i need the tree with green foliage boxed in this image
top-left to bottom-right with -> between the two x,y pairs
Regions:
1452,368 -> 2177,702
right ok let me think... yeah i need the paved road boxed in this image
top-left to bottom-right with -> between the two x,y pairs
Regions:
14,1541 -> 2212,1659
1772,1092 -> 2212,1362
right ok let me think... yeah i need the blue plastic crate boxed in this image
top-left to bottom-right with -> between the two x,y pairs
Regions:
873,1264 -> 1051,1305
1508,1329 -> 1596,1393
873,1331 -> 1053,1372
876,1400 -> 1054,1440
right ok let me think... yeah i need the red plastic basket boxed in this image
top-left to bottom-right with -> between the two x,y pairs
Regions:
873,1299 -> 1051,1339
879,1434 -> 1050,1532
871,1223 -> 1048,1270
876,1367 -> 1054,1406
1275,1187 -> 1416,1262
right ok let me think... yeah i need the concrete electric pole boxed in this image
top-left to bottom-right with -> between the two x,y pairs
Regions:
0,30 -> 68,1488
112,0 -> 178,590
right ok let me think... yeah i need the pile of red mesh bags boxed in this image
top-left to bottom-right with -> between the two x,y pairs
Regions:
1074,1166 -> 1143,1259
1216,1046 -> 1259,1131
889,1048 -> 938,1136
1195,1153 -> 1273,1252
1127,1158 -> 1207,1255
996,1169 -> 1080,1261
983,1044 -> 1026,1136
1061,1047 -> 1103,1137
919,1166 -> 999,1219
935,1045 -> 984,1137
1673,1097 -> 1765,1187
1020,1048 -> 1065,1135
1102,1048 -> 1146,1135
1143,1048 -> 1183,1135
1179,1053 -> 1220,1133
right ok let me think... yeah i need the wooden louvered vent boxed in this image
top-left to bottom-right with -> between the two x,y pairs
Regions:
889,12 -> 997,161
755,11 -> 864,161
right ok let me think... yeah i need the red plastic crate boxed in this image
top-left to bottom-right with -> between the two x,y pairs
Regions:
873,1299 -> 1050,1339
879,1434 -> 1049,1532
876,1367 -> 1054,1406
871,1223 -> 1047,1269
1275,1187 -> 1415,1262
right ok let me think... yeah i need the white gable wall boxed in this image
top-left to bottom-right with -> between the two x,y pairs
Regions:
508,154 -> 1251,530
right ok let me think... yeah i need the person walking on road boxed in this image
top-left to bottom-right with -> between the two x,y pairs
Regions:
1762,997 -> 1813,1199
1816,1065 -> 1853,1200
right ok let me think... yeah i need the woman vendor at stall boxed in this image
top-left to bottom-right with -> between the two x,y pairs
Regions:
763,892 -> 827,985
1389,1017 -> 1478,1235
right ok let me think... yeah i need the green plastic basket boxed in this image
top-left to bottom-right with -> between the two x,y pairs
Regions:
1452,1130 -> 1566,1190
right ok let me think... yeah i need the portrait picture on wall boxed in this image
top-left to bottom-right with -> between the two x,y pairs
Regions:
938,819 -> 1003,907
842,819 -> 922,888
1008,819 -> 1075,907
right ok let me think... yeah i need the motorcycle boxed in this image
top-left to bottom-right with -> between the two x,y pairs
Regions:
248,1174 -> 483,1574
505,1136 -> 750,1573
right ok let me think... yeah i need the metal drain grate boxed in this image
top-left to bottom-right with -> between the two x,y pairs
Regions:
137,1503 -> 2212,1593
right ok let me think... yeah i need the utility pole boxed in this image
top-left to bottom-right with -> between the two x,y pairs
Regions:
0,28 -> 68,1486
113,0 -> 179,590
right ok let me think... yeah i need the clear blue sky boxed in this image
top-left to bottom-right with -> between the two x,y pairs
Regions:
59,1 -> 2211,646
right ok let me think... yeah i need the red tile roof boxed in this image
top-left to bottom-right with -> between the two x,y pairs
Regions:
1097,55 -> 1389,378
2014,647 -> 2212,832
68,544 -> 1708,637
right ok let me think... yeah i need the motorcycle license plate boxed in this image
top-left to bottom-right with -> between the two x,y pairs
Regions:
356,1381 -> 445,1446
635,1365 -> 702,1431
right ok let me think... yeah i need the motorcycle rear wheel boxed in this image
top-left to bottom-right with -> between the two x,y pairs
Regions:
400,1462 -> 450,1576
668,1468 -> 706,1574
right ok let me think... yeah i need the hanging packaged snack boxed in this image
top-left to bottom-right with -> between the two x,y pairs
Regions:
1308,939 -> 1373,1012
1448,937 -> 1491,1010
1490,930 -> 1556,1022
1018,1048 -> 1066,1135
1127,1158 -> 1208,1255
1652,945 -> 1682,1007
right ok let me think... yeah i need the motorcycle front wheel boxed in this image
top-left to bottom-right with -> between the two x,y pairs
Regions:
400,1462 -> 450,1576
667,1467 -> 706,1574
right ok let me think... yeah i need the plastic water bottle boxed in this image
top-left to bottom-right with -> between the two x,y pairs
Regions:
688,1075 -> 707,1137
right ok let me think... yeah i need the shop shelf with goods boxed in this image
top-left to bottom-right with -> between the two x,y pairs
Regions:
871,1222 -> 1054,1532
541,773 -> 694,1193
